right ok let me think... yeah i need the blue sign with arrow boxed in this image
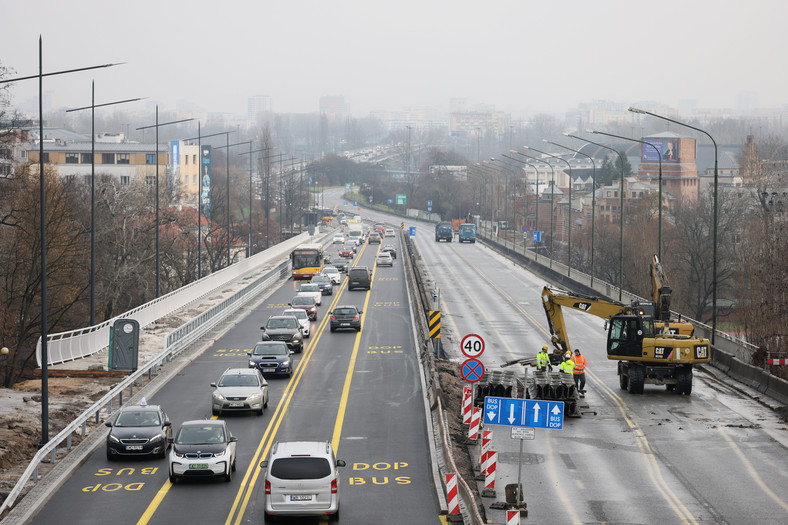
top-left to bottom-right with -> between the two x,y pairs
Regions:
483,396 -> 564,430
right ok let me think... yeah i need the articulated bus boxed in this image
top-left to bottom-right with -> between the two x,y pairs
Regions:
290,243 -> 324,279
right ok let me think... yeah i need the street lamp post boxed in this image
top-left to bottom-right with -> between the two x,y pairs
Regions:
533,143 -> 574,275
136,108 -> 194,297
0,38 -> 119,446
513,150 -> 556,266
65,86 -> 143,325
590,129 -> 663,262
216,139 -> 253,259
629,106 -> 719,344
564,134 -> 626,301
239,145 -> 272,257
551,137 -> 598,286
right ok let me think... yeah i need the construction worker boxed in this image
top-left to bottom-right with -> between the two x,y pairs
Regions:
559,352 -> 575,375
572,349 -> 588,396
536,345 -> 551,372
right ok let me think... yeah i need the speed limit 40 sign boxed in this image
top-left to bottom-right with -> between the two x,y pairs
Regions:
461,334 -> 485,358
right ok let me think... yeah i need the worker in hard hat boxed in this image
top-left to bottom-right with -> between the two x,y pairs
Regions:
536,345 -> 551,372
572,349 -> 588,396
559,352 -> 575,375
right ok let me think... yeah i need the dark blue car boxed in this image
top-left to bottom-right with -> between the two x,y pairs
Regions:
248,341 -> 294,378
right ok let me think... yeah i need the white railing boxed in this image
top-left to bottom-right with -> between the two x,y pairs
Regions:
36,233 -> 312,367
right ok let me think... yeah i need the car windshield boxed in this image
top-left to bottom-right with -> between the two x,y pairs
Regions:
115,410 -> 160,427
291,296 -> 313,306
218,374 -> 260,387
253,344 -> 288,356
267,318 -> 298,329
312,276 -> 329,284
323,268 -> 338,274
335,308 -> 357,316
284,309 -> 307,320
176,425 -> 225,445
300,284 -> 320,292
270,457 -> 332,480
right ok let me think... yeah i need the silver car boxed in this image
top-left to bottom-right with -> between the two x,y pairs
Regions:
375,252 -> 393,267
297,283 -> 322,306
211,368 -> 269,416
260,441 -> 346,519
322,266 -> 341,285
282,308 -> 311,338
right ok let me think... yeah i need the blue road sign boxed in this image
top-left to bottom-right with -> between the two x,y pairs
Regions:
387,199 -> 393,204
461,358 -> 485,383
427,206 -> 432,212
309,177 -> 312,184
483,396 -> 563,430
409,226 -> 416,237
533,231 -> 542,243
427,200 -> 433,206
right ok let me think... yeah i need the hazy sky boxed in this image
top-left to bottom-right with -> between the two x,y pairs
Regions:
3,0 -> 787,117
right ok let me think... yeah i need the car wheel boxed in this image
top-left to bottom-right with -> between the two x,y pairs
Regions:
169,472 -> 177,484
106,449 -> 113,461
329,508 -> 340,522
158,446 -> 167,459
224,468 -> 232,482
264,398 -> 268,408
330,327 -> 335,333
257,407 -> 264,416
212,408 -> 220,416
232,456 -> 237,472
356,326 -> 361,332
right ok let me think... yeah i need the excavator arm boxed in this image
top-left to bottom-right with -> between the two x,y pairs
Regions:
650,255 -> 672,322
541,286 -> 631,355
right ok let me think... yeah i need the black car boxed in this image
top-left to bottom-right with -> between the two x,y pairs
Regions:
332,259 -> 348,272
329,305 -> 363,332
261,315 -> 304,352
381,244 -> 397,259
105,399 -> 172,460
348,266 -> 371,291
248,341 -> 294,377
310,274 -> 333,295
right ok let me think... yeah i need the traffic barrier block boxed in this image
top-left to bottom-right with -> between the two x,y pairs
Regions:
506,509 -> 521,525
445,473 -> 459,515
468,407 -> 481,440
462,385 -> 472,424
480,429 -> 493,473
482,451 -> 497,497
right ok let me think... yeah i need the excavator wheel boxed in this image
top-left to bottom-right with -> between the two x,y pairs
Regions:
676,367 -> 693,395
619,372 -> 628,390
627,366 -> 645,394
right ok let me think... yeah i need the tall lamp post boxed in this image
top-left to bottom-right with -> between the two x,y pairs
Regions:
513,150 -> 556,266
136,108 -> 193,297
216,139 -> 252,259
532,143 -> 575,275
0,38 -> 118,445
65,86 -> 143,326
504,154 -> 541,259
490,157 -> 520,250
550,137 -> 598,286
590,129 -> 663,262
239,145 -> 271,257
565,133 -> 626,301
629,107 -> 719,344
258,150 -> 285,249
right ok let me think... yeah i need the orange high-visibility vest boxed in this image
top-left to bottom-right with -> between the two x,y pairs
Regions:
572,354 -> 587,374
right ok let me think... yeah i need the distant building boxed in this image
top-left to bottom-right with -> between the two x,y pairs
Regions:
319,96 -> 346,121
248,95 -> 272,120
636,132 -> 700,204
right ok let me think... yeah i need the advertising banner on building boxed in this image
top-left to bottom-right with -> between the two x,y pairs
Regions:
201,145 -> 212,218
642,138 -> 679,162
170,141 -> 180,188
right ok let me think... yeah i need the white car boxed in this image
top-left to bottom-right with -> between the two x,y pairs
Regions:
375,252 -> 394,267
211,368 -> 268,416
168,419 -> 237,483
261,441 -> 346,519
296,283 -> 322,306
283,308 -> 311,338
332,234 -> 345,244
322,266 -> 341,285
384,228 -> 396,237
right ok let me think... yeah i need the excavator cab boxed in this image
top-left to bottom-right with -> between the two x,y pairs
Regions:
607,315 -> 656,359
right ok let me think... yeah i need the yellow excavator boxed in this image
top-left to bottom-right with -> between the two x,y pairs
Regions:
541,286 -> 711,395
650,254 -> 695,336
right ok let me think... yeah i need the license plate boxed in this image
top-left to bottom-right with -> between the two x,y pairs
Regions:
229,402 -> 244,407
341,323 -> 350,327
189,463 -> 209,469
290,495 -> 312,501
125,445 -> 143,451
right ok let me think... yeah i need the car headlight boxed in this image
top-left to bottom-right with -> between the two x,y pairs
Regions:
149,434 -> 164,443
249,360 -> 255,367
293,334 -> 302,341
213,392 -> 226,401
213,448 -> 227,457
282,360 -> 290,368
248,392 -> 262,401
108,434 -> 120,444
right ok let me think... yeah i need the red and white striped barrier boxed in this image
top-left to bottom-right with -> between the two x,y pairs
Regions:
468,407 -> 481,440
480,429 -> 493,473
768,358 -> 787,365
484,451 -> 497,490
445,473 -> 459,515
506,509 -> 521,525
462,385 -> 473,424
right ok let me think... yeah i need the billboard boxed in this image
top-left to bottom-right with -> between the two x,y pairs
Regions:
169,141 -> 180,188
200,145 -> 212,218
642,138 -> 679,162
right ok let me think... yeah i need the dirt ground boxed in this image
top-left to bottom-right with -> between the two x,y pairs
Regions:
0,376 -> 118,505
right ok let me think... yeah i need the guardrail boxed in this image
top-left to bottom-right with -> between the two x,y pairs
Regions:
36,233 -> 312,367
1,255 -> 294,516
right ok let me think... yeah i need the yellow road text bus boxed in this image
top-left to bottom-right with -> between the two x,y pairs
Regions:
290,243 -> 324,279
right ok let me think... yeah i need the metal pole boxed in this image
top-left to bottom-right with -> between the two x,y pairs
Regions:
553,137 -> 598,286
155,105 -> 160,297
628,107 -> 718,343
197,122 -> 202,279
589,130 -> 663,261
535,143 -> 573,274
249,141 -> 253,257
39,36 -> 49,445
516,150 -> 555,267
90,81 -> 95,326
226,132 -> 230,267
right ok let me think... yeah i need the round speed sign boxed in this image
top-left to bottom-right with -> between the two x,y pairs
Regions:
460,333 -> 485,358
